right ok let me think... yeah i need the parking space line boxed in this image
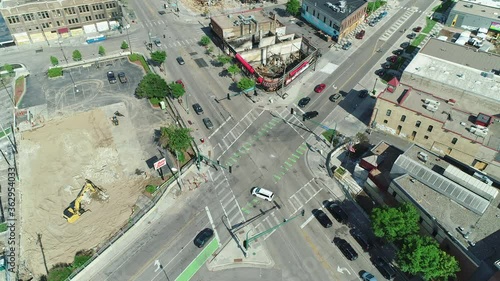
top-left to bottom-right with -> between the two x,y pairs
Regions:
300,212 -> 317,229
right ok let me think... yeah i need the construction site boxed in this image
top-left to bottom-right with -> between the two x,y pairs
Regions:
17,106 -> 154,279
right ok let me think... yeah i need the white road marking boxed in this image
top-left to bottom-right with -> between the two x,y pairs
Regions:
300,213 -> 316,229
205,206 -> 221,247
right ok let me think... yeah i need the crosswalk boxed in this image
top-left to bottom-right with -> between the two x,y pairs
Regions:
288,179 -> 323,215
378,10 -> 415,41
215,108 -> 265,156
275,107 -> 312,140
207,168 -> 246,228
252,210 -> 281,241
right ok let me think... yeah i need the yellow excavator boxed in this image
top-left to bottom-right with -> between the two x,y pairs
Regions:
63,179 -> 109,223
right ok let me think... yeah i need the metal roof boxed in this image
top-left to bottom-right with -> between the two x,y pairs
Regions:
391,155 -> 490,214
443,165 -> 498,201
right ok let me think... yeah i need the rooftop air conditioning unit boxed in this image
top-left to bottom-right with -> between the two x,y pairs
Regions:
470,127 -> 488,137
425,99 -> 441,106
425,104 -> 439,112
326,2 -> 334,8
472,124 -> 488,132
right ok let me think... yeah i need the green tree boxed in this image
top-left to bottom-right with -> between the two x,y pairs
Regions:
159,126 -> 193,154
151,50 -> 167,65
72,50 -> 82,61
371,203 -> 420,242
227,64 -> 241,77
206,46 -> 214,55
98,46 -> 106,56
50,56 -> 59,66
217,55 -> 232,66
3,64 -> 14,73
168,82 -> 185,98
237,77 -> 255,92
200,35 -> 211,46
286,0 -> 301,16
135,73 -> 168,99
355,132 -> 369,144
398,234 -> 460,280
121,40 -> 129,50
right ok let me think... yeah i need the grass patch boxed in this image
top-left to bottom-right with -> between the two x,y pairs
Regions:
423,17 -> 438,34
0,127 -> 11,138
48,67 -> 63,78
149,97 -> 160,106
46,252 -> 93,281
335,167 -> 346,176
405,45 -> 418,54
14,76 -> 25,105
145,185 -> 157,194
0,222 -> 7,232
129,53 -> 151,73
412,34 -> 427,47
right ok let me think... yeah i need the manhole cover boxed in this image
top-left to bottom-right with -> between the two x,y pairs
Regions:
189,52 -> 198,56
194,58 -> 208,68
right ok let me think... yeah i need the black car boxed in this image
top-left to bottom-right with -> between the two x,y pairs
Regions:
375,257 -> 396,279
333,237 -> 358,261
193,103 -> 203,115
194,228 -> 214,248
407,32 -> 416,39
329,93 -> 341,102
303,111 -> 318,120
325,201 -> 348,223
393,49 -> 403,55
359,90 -> 369,98
375,69 -> 386,76
107,71 -> 117,84
296,21 -> 305,27
203,118 -> 214,129
298,97 -> 311,108
176,56 -> 185,65
313,210 -> 332,228
351,230 -> 372,251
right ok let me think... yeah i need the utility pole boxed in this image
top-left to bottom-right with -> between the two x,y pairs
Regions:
243,210 -> 305,250
0,77 -> 15,107
280,57 -> 288,97
372,78 -> 378,94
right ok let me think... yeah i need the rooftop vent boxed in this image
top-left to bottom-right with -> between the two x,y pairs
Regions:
425,99 -> 441,106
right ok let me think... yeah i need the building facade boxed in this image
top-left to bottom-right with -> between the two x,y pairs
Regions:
0,0 -> 122,45
301,0 -> 367,42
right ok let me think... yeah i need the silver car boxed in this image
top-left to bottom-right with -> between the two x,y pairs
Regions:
203,118 -> 213,129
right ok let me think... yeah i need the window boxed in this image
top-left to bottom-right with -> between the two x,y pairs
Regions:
427,125 -> 433,132
68,18 -> 79,24
37,11 -> 50,19
424,135 -> 429,139
22,13 -> 35,21
386,110 -> 391,116
401,115 -> 406,122
64,7 -> 76,15
451,138 -> 458,144
85,15 -> 92,21
78,5 -> 90,13
56,21 -> 61,26
41,22 -> 51,28
7,16 -> 20,24
330,20 -> 332,27
383,119 -> 388,124
93,4 -> 104,11
52,10 -> 62,17
415,121 -> 421,127
312,10 -> 315,17
95,14 -> 105,19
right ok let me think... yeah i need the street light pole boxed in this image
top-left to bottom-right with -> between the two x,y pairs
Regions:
243,209 -> 305,250
0,78 -> 15,107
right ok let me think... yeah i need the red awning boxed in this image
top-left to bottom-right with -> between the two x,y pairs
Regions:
289,61 -> 309,77
235,53 -> 255,74
57,27 -> 69,34
387,77 -> 399,87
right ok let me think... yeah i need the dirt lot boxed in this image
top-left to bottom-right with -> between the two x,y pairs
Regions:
18,107 -> 150,278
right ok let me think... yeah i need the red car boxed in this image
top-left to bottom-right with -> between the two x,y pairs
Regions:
414,26 -> 422,32
176,79 -> 185,88
314,83 -> 326,93
355,30 -> 365,39
389,56 -> 398,63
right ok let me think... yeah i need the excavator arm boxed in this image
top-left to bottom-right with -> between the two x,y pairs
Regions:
63,180 -> 106,223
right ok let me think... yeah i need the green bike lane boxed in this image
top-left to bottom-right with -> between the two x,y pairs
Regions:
175,238 -> 219,281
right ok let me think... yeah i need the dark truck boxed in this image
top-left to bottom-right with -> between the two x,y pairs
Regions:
118,72 -> 127,83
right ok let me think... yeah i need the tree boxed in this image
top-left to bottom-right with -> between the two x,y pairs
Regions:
121,40 -> 129,50
237,77 -> 255,92
355,132 -> 369,144
200,35 -> 211,46
98,46 -> 106,56
168,82 -> 185,98
371,203 -> 420,242
72,50 -> 82,61
217,55 -> 232,66
50,56 -> 59,66
227,64 -> 241,77
3,64 -> 14,73
206,46 -> 214,55
286,0 -> 301,16
398,234 -> 460,280
151,50 -> 167,65
135,73 -> 168,99
159,126 -> 193,154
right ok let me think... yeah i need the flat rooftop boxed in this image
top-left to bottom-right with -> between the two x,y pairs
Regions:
379,84 -> 500,153
394,173 -> 500,261
303,0 -> 367,23
211,9 -> 275,30
455,0 -> 500,10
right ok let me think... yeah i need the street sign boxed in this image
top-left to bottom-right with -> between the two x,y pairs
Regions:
154,158 -> 166,170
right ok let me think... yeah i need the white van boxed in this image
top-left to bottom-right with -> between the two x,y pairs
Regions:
251,187 -> 274,201
417,152 -> 428,162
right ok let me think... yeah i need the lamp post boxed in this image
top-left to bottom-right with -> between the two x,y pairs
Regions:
0,78 -> 15,107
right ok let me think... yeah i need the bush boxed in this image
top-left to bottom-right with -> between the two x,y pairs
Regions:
48,67 -> 63,78
72,50 -> 82,61
145,185 -> 157,194
0,222 -> 6,232
150,97 -> 160,105
50,56 -> 59,66
129,53 -> 151,73
200,35 -> 211,46
98,45 -> 106,56
121,40 -> 129,50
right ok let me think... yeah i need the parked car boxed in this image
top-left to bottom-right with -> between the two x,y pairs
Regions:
393,49 -> 403,55
194,228 -> 214,248
378,11 -> 388,19
325,201 -> 348,223
359,90 -> 369,98
298,97 -> 311,108
329,93 -> 341,102
375,257 -> 396,280
158,10 -> 166,15
361,271 -> 377,281
375,69 -> 386,76
388,55 -> 398,63
355,30 -> 366,39
251,186 -> 274,201
296,21 -> 305,27
413,26 -> 422,32
154,39 -> 161,46
400,42 -> 410,48
407,33 -> 416,39
313,210 -> 333,228
314,83 -> 326,93
107,71 -> 117,84
351,230 -> 372,251
303,111 -> 319,120
333,237 -> 358,261
176,56 -> 185,65
176,79 -> 185,88
118,72 -> 127,83
342,42 -> 352,50
382,62 -> 391,69
369,21 -> 377,27
193,103 -> 203,115
203,118 -> 213,129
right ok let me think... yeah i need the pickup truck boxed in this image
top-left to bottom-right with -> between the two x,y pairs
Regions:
118,72 -> 127,83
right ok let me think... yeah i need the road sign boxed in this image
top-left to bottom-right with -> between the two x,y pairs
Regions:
154,158 -> 166,170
